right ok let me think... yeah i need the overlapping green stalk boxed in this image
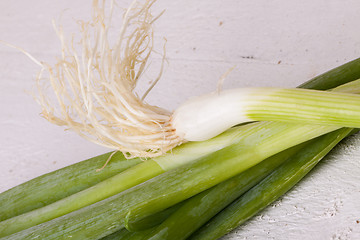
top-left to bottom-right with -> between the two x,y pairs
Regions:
1,58 -> 360,239
0,152 -> 142,221
1,122 -> 341,239
189,129 -> 356,240
102,128 -> 354,240
0,122 -> 261,236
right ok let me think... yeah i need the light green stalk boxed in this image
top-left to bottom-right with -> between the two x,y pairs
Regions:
172,86 -> 360,141
0,123 -> 256,237
1,122 -> 342,239
246,87 -> 360,126
190,128 -> 355,240
133,142 -> 306,239
133,128 -> 353,240
0,152 -> 142,221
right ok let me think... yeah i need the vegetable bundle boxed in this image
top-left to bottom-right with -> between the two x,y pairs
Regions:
1,0 -> 359,239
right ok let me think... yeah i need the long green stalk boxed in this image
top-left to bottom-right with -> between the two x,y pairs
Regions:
4,56 -> 359,222
245,87 -> 360,126
135,142 -> 307,239
144,128 -> 354,240
0,113 -> 255,221
1,58 -> 359,221
0,122 -> 259,236
106,128 -> 352,240
121,142 -> 306,238
0,152 -> 141,221
1,59 -> 360,238
122,125 -> 341,225
190,128 -> 356,240
1,122 -> 341,239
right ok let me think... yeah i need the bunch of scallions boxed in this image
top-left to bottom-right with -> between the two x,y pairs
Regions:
1,0 -> 360,239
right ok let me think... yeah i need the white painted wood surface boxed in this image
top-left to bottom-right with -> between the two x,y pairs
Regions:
0,0 -> 359,239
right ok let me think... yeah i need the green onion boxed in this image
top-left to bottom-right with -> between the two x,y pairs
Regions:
0,121 -> 345,238
5,56 -> 360,224
2,0 -> 360,238
102,59 -> 360,239
138,128 -> 353,240
0,152 -> 141,221
124,142 -> 306,239
1,57 -> 360,238
123,125 -> 340,225
190,128 -> 356,240
0,123 -> 251,236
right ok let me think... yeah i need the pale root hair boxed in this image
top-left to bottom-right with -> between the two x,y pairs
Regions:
35,0 -> 183,158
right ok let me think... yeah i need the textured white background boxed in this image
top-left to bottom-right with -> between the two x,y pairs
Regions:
1,0 -> 360,239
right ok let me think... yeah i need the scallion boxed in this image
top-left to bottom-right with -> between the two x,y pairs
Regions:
1,0 -> 360,239
189,128 -> 357,240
